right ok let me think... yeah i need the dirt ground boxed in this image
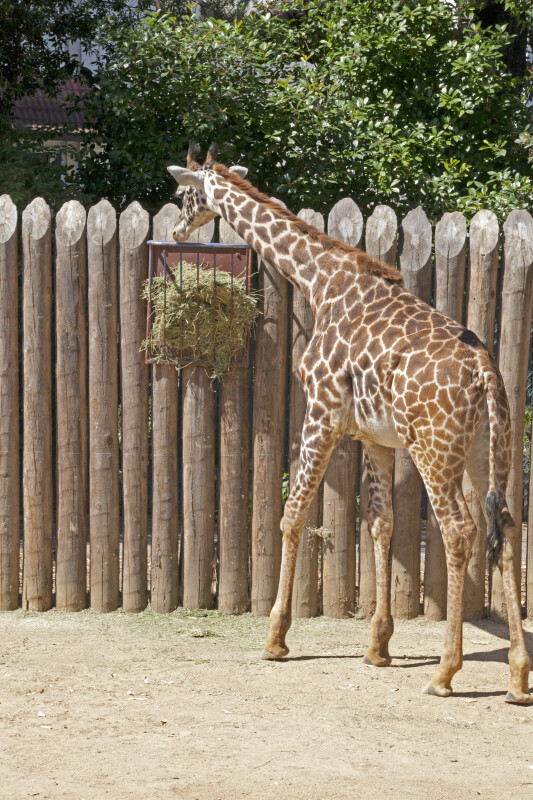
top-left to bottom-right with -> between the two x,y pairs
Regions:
0,609 -> 532,800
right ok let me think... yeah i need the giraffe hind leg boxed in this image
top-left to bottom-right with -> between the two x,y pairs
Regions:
494,512 -> 531,704
421,480 -> 476,698
361,442 -> 395,668
466,417 -> 532,703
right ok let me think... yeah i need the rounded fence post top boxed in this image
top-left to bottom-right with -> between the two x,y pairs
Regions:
22,196 -> 51,240
298,208 -> 325,233
469,209 -> 499,255
435,211 -> 467,259
87,199 -> 116,246
365,205 -> 397,258
119,201 -> 150,248
400,206 -> 432,269
56,200 -> 86,247
153,203 -> 180,241
0,194 -> 17,244
328,197 -> 363,247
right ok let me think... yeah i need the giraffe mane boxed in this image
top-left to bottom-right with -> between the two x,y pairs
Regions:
213,164 -> 403,286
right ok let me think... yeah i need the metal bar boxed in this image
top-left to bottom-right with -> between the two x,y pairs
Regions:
229,252 -> 234,351
196,252 -> 200,359
147,241 -> 252,249
212,252 -> 217,363
146,243 -> 153,362
179,251 -> 183,361
163,250 -> 167,359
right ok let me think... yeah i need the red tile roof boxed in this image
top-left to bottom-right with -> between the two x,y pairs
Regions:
13,79 -> 87,131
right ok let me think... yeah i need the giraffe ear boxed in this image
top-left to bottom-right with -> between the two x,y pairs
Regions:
167,166 -> 204,190
229,166 -> 248,179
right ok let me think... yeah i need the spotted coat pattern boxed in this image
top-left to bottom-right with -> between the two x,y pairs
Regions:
168,150 -> 531,704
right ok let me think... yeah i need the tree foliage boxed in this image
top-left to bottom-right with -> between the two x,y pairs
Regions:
2,1 -> 531,219
0,0 -> 149,113
0,0 -> 157,210
0,1 -> 242,210
76,0 -> 532,219
0,115 -> 80,211
0,0 -> 241,115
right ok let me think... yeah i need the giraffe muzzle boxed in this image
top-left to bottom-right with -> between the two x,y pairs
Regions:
172,221 -> 189,243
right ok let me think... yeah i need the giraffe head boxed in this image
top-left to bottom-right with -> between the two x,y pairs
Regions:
168,143 -> 248,242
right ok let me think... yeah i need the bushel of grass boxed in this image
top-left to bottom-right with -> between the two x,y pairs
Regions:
142,261 -> 259,379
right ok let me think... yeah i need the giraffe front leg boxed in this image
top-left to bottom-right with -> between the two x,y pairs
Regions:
361,442 -> 395,667
262,411 -> 341,661
261,514 -> 301,660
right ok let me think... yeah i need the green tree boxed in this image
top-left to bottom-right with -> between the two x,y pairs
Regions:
473,1 -> 533,78
0,0 -> 149,114
73,1 -> 532,218
0,1 -> 243,209
0,117 -> 80,210
0,1 -> 146,210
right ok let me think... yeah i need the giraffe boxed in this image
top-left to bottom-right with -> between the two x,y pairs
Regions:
167,144 -> 532,704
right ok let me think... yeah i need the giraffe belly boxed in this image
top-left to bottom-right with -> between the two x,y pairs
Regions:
351,405 -> 403,449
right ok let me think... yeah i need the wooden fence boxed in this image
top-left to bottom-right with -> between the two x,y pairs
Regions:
0,193 -> 532,620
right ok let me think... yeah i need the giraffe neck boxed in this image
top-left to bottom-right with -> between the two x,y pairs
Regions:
217,186 -> 333,305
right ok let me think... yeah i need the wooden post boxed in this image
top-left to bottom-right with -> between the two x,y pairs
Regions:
181,220 -> 216,611
22,198 -> 53,611
55,200 -> 88,611
492,210 -> 533,619
119,201 -> 150,612
359,205 -> 397,615
434,212 -> 467,321
391,207 -> 432,619
424,212 -> 467,620
526,436 -> 533,620
463,210 -> 499,620
286,209 -> 322,619
217,218 -> 250,614
322,200 -> 360,618
151,204 -> 180,612
322,445 -> 358,617
87,200 -> 120,612
181,365 -> 215,609
466,210 -> 499,348
251,221 -> 289,615
0,195 -> 19,610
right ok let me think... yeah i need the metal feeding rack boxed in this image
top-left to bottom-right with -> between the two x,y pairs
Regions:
145,241 -> 254,368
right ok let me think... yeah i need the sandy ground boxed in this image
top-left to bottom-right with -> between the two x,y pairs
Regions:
0,609 -> 532,800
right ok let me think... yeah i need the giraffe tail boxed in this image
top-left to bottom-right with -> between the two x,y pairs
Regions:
485,491 -> 504,568
481,361 -> 510,569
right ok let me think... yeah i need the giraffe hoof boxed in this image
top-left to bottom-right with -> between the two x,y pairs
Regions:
422,682 -> 452,698
504,690 -> 533,705
261,646 -> 289,661
363,653 -> 391,667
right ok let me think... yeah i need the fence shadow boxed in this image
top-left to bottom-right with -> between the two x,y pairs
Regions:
462,620 -> 533,664
392,620 -> 533,669
283,654 -> 365,662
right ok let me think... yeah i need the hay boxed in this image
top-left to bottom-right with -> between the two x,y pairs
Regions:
142,261 -> 259,379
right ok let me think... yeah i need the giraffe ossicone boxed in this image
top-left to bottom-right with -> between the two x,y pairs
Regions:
167,144 -> 532,705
